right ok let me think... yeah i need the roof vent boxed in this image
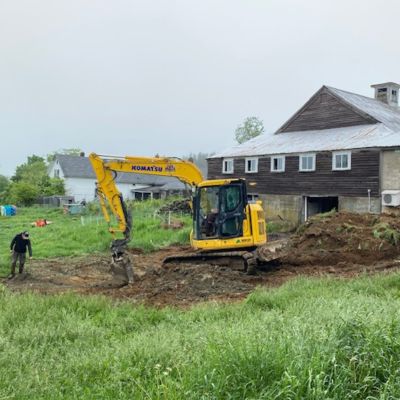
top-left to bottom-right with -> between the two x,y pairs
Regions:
371,82 -> 400,107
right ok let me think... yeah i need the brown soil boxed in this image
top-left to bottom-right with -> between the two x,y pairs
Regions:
4,212 -> 400,307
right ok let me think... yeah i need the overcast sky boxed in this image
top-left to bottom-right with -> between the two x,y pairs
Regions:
1,0 -> 399,176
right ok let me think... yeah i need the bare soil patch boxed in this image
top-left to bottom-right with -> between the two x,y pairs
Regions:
4,212 -> 400,307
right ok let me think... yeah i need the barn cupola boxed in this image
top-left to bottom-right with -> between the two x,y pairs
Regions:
371,82 -> 400,107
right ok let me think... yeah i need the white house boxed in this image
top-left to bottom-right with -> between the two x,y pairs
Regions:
48,154 -> 187,203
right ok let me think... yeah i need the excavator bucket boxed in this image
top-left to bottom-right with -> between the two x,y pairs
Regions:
110,239 -> 134,285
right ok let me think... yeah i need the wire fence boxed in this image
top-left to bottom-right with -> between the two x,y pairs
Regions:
79,210 -> 191,227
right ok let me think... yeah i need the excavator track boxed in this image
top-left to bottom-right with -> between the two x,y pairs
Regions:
163,250 -> 256,273
163,238 -> 287,274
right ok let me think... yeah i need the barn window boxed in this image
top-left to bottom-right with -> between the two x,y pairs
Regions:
245,157 -> 258,173
247,193 -> 259,203
222,158 -> 234,174
332,151 -> 351,170
271,156 -> 285,172
299,154 -> 316,172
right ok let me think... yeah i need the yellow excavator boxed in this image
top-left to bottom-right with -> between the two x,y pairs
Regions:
89,153 -> 268,283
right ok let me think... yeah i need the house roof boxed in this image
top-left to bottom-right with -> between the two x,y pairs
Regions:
54,154 -> 185,187
210,85 -> 400,158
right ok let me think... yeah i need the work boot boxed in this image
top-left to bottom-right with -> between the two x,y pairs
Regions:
7,273 -> 15,280
19,265 -> 24,274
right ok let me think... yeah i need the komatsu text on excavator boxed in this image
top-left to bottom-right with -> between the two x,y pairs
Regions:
89,153 -> 268,283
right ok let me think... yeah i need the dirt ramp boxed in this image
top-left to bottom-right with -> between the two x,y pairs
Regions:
281,212 -> 400,267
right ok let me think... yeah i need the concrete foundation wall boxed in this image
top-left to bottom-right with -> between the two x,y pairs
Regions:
381,150 -> 400,191
338,196 -> 380,214
258,194 -> 381,229
259,194 -> 303,228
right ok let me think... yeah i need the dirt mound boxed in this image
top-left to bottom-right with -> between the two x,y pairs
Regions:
281,212 -> 400,267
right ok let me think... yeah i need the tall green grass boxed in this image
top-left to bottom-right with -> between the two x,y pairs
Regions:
1,274 -> 400,398
0,202 -> 191,275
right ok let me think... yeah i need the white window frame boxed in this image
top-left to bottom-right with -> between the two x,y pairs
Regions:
247,193 -> 259,203
245,157 -> 259,173
299,153 -> 316,172
222,158 -> 234,174
270,155 -> 285,173
332,151 -> 351,171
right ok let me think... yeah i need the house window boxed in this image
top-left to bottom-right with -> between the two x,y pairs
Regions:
392,90 -> 398,101
222,158 -> 234,174
245,157 -> 258,173
332,151 -> 351,170
54,169 -> 60,178
299,153 -> 316,172
271,156 -> 285,172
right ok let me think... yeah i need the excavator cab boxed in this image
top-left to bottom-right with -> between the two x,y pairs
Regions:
194,179 -> 247,241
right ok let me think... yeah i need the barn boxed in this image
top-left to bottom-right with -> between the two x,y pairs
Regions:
207,82 -> 400,225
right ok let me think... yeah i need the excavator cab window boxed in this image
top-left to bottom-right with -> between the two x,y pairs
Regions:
194,181 -> 247,240
197,186 -> 220,238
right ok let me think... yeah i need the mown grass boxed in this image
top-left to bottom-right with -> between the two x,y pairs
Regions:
1,274 -> 400,398
0,202 -> 191,275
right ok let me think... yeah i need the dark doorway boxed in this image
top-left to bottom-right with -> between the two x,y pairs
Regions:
305,196 -> 338,220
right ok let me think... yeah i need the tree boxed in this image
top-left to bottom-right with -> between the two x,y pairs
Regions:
0,175 -> 10,203
7,181 -> 39,206
11,155 -> 47,184
5,154 -> 65,205
235,116 -> 264,144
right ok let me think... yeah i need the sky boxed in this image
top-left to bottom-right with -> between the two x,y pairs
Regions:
1,0 -> 400,176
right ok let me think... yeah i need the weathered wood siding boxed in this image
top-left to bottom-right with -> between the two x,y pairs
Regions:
207,150 -> 380,197
277,88 -> 376,132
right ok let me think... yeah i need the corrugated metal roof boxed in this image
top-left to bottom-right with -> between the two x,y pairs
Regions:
211,86 -> 400,159
328,86 -> 400,131
211,124 -> 400,158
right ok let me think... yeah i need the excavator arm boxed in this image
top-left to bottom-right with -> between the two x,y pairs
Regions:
89,152 -> 204,236
89,152 -> 204,283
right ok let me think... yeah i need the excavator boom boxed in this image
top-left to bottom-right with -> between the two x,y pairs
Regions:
90,153 -> 203,238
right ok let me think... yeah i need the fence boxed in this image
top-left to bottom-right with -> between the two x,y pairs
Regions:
79,210 -> 190,228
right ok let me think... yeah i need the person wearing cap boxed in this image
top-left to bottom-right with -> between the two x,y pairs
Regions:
9,231 -> 32,278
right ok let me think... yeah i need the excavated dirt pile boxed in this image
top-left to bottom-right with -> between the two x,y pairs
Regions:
281,211 -> 400,267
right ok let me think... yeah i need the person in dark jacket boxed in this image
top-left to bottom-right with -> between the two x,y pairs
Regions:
9,231 -> 32,278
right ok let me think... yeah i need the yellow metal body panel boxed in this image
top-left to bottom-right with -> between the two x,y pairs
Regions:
192,202 -> 267,250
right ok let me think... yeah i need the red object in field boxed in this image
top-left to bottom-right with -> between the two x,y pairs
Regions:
36,219 -> 47,227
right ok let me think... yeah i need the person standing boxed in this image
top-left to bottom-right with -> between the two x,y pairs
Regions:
9,231 -> 32,278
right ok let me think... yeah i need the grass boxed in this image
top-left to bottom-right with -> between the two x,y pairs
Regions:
3,202 -> 400,398
1,274 -> 400,398
0,201 -> 191,276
